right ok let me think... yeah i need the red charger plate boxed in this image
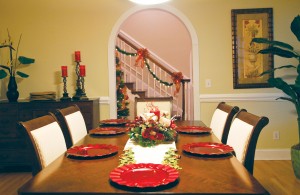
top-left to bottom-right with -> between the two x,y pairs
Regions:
100,119 -> 130,126
66,144 -> 118,159
89,127 -> 128,135
183,142 -> 233,155
110,163 -> 179,188
176,126 -> 212,133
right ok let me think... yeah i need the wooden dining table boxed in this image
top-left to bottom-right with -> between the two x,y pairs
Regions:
18,120 -> 269,195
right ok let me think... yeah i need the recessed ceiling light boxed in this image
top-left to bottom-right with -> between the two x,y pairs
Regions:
129,0 -> 171,5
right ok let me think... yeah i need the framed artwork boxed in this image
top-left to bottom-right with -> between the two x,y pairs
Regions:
231,8 -> 274,89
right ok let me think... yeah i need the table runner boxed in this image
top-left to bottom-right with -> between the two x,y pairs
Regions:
124,139 -> 176,164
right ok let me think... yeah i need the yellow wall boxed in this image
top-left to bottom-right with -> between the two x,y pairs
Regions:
0,0 -> 299,150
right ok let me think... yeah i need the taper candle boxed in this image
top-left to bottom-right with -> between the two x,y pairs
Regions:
61,66 -> 68,77
75,51 -> 81,62
79,65 -> 86,77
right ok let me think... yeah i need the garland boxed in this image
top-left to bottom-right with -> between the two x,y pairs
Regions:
115,46 -> 183,92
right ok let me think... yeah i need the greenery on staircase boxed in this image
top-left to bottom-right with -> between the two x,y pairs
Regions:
116,53 -> 129,119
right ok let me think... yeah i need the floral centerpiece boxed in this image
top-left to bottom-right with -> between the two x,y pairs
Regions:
129,112 -> 177,147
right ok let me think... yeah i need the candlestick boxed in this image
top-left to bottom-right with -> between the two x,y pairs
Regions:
61,66 -> 68,77
79,65 -> 86,77
75,51 -> 81,62
60,76 -> 71,101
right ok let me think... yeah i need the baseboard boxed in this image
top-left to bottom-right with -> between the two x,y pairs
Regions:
255,149 -> 291,160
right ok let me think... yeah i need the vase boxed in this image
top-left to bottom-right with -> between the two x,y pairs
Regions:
291,143 -> 300,179
6,76 -> 19,102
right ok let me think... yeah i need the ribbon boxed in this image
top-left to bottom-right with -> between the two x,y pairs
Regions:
135,48 -> 149,68
171,72 -> 183,96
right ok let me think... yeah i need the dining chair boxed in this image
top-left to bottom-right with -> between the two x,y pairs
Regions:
53,104 -> 87,148
226,109 -> 269,174
18,114 -> 67,175
210,102 -> 239,143
134,97 -> 173,118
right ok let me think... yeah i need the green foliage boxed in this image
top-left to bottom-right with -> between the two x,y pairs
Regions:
252,15 -> 300,143
0,31 -> 35,79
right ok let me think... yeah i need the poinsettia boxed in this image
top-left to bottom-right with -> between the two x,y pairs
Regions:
129,112 -> 177,147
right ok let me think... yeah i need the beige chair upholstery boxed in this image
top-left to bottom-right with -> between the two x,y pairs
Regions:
19,114 -> 67,175
226,109 -> 269,174
210,102 -> 239,143
135,97 -> 173,118
53,105 -> 87,148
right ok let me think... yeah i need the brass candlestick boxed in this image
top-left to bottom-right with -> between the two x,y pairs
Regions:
60,76 -> 71,101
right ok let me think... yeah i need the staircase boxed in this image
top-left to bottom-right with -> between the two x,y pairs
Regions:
116,31 -> 191,120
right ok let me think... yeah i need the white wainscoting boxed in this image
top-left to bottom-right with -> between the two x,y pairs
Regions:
255,149 -> 291,160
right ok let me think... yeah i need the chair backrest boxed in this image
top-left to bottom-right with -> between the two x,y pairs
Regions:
53,104 -> 87,148
226,109 -> 269,174
135,97 -> 173,118
19,114 -> 67,175
210,102 -> 239,143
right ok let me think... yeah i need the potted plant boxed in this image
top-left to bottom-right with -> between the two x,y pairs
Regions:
252,15 -> 300,179
0,30 -> 35,102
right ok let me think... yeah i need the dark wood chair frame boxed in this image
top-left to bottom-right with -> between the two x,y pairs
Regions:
52,104 -> 85,149
216,102 -> 240,144
18,114 -> 66,175
230,109 -> 269,174
134,97 -> 173,118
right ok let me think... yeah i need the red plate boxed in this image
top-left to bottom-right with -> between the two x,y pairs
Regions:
183,142 -> 233,155
176,126 -> 212,133
66,144 -> 118,159
100,119 -> 130,126
110,163 -> 179,188
89,127 -> 128,135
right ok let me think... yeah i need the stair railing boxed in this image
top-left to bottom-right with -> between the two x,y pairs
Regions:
116,32 -> 190,119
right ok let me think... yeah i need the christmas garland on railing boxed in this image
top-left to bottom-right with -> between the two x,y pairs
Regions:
115,46 -> 183,95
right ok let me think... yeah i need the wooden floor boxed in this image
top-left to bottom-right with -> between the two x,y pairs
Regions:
0,160 -> 299,195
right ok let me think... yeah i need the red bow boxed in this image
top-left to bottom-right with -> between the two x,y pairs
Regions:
171,72 -> 183,96
135,48 -> 149,68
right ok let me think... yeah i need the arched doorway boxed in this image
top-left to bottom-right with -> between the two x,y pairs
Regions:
108,5 -> 200,120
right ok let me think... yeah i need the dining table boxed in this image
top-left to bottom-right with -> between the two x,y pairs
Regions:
18,120 -> 269,195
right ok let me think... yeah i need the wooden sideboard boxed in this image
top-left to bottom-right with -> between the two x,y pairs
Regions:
0,98 -> 100,171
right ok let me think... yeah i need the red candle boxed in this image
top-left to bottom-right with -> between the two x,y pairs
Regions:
79,65 -> 86,77
61,66 -> 68,77
75,51 -> 81,62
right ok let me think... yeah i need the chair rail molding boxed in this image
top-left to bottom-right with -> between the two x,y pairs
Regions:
199,93 -> 287,102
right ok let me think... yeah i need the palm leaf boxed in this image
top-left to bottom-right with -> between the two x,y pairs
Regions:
268,78 -> 298,101
291,15 -> 300,41
259,47 -> 298,58
260,65 -> 296,76
0,69 -> 8,79
251,38 -> 294,50
18,56 -> 35,64
16,71 -> 29,78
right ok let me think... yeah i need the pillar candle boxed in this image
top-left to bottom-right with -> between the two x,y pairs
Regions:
75,51 -> 81,62
79,65 -> 86,77
61,66 -> 68,77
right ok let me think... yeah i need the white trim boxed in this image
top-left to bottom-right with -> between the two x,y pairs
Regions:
255,149 -> 291,160
199,93 -> 286,102
108,4 -> 200,119
99,96 -> 110,104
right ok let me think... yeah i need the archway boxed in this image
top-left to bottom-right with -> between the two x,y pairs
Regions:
108,5 -> 200,120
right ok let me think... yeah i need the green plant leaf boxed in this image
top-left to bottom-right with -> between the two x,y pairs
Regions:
0,65 -> 11,71
276,97 -> 296,104
18,56 -> 35,64
291,15 -> 300,41
0,69 -> 8,79
260,65 -> 296,76
16,71 -> 29,78
252,38 -> 294,50
268,78 -> 297,101
259,47 -> 298,58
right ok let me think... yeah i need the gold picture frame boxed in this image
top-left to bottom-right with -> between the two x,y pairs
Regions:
231,8 -> 274,89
